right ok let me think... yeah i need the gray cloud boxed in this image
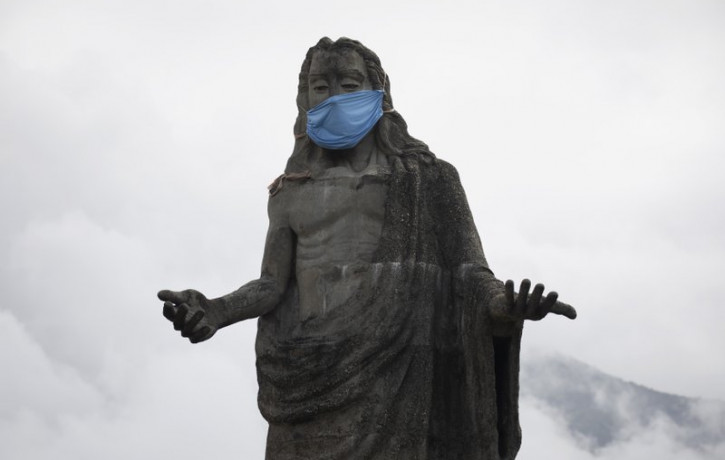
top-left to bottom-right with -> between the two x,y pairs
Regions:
519,395 -> 725,460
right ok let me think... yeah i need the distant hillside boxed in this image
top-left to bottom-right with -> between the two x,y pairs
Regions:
520,354 -> 725,454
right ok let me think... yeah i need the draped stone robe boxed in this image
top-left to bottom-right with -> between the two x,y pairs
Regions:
256,154 -> 524,459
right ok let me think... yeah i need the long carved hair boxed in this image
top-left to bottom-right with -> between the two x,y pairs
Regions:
285,37 -> 434,174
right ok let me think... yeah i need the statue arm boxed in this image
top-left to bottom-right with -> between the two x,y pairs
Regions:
205,227 -> 292,329
430,160 -> 575,331
157,194 -> 294,343
209,215 -> 294,327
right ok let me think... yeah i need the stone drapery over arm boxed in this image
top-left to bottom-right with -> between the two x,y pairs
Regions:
256,155 -> 524,459
428,158 -> 523,337
429,159 -> 524,459
375,155 -> 524,459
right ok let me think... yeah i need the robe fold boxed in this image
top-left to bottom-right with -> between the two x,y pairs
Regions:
256,155 -> 524,459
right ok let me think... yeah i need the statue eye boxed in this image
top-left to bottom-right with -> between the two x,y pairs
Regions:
342,83 -> 360,90
313,84 -> 329,92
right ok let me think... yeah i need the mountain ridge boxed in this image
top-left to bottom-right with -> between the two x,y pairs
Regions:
520,354 -> 725,454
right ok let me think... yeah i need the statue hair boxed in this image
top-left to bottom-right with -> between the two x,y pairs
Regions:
285,37 -> 434,173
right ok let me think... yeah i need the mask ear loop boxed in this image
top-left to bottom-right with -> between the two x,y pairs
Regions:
294,99 -> 309,139
381,72 -> 396,114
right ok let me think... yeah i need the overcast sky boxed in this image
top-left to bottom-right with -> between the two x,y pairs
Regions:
1,0 -> 724,458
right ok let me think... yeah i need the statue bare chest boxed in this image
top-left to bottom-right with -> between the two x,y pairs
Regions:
286,171 -> 389,268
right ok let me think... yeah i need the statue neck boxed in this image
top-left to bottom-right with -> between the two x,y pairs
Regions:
324,131 -> 379,172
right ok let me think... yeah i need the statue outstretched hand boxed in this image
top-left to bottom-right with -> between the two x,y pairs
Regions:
157,289 -> 221,343
491,279 -> 577,321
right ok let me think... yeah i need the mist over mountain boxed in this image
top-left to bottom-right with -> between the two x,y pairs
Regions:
520,354 -> 725,458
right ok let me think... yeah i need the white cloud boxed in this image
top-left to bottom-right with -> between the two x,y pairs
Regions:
518,397 -> 597,459
0,310 -> 104,422
519,395 -> 725,460
4,210 -> 159,376
0,308 -> 266,459
595,416 -> 724,460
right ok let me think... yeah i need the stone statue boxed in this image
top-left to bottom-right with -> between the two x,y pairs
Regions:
158,37 -> 576,459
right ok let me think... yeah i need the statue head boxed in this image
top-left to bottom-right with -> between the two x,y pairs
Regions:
286,37 -> 432,173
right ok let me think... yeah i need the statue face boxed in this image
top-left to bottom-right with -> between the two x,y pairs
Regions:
307,49 -> 373,109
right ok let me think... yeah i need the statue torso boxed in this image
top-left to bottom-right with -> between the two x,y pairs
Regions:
281,162 -> 390,321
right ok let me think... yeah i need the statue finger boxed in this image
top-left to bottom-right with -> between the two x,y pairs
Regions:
515,279 -> 531,315
529,283 -> 544,309
173,304 -> 189,331
531,291 -> 558,320
541,291 -> 559,311
504,280 -> 515,307
162,301 -> 177,321
181,310 -> 205,337
158,289 -> 189,304
529,285 -> 557,321
190,326 -> 213,343
550,300 -> 577,320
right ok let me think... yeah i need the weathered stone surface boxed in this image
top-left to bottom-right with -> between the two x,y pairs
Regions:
158,37 -> 575,459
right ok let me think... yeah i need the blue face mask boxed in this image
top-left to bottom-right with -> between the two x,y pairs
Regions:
306,90 -> 384,150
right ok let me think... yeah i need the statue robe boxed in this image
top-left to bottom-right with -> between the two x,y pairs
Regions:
256,155 -> 524,459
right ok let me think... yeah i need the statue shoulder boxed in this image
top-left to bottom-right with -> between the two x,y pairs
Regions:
416,157 -> 462,186
267,171 -> 312,196
265,171 -> 311,223
388,155 -> 464,194
431,158 -> 460,176
420,158 -> 471,210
